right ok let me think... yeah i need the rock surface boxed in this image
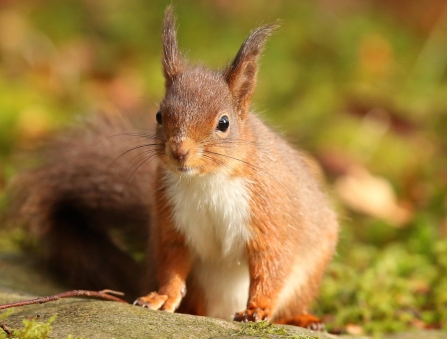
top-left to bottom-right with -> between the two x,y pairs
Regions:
1,252 -> 446,339
0,295 -> 325,339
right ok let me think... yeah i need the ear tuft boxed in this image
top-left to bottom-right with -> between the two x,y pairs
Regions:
162,6 -> 185,87
223,23 -> 279,118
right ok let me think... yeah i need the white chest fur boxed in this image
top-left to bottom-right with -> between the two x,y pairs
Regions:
164,171 -> 252,262
164,171 -> 252,319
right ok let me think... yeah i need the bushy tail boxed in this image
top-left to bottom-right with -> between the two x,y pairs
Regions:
5,112 -> 157,300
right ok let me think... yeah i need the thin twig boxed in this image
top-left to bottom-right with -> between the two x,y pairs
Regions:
0,289 -> 127,311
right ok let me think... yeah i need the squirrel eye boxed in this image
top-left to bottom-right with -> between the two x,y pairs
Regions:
156,110 -> 162,125
217,115 -> 229,132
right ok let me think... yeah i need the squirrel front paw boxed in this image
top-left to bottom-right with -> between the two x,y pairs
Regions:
233,304 -> 271,322
133,292 -> 179,312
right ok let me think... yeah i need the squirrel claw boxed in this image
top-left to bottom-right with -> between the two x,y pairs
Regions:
133,292 -> 169,310
233,306 -> 270,322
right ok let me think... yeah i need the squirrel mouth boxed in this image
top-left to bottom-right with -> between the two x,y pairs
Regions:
165,161 -> 198,175
177,166 -> 195,174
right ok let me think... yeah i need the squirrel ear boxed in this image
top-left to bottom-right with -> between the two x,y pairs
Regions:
223,23 -> 278,118
162,6 -> 185,87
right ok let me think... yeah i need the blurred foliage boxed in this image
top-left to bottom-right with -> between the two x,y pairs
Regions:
0,0 -> 447,336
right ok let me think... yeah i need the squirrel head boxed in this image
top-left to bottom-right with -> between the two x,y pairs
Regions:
155,6 -> 278,176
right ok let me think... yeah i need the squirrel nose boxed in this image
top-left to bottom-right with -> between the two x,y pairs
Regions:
170,146 -> 190,162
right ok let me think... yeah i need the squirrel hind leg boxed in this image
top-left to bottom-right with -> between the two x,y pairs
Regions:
44,202 -> 144,301
273,314 -> 325,331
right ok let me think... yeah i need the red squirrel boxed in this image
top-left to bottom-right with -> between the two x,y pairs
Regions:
8,6 -> 338,330
131,8 -> 339,328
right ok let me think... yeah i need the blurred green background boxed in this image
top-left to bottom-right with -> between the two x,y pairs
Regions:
1,0 -> 447,335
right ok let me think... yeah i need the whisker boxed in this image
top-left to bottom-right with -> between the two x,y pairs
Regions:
202,154 -> 234,173
115,143 -> 162,162
108,143 -> 161,174
202,138 -> 257,147
204,137 -> 292,160
205,150 -> 258,172
124,149 -> 160,173
204,150 -> 287,191
204,140 -> 275,159
108,132 -> 159,140
123,148 -> 160,178
122,153 -> 160,195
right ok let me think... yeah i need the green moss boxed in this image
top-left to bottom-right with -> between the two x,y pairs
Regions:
11,315 -> 56,339
0,314 -> 84,339
233,321 -> 318,339
317,221 -> 447,336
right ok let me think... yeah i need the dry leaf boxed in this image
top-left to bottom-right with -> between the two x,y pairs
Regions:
334,165 -> 412,226
346,323 -> 365,335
